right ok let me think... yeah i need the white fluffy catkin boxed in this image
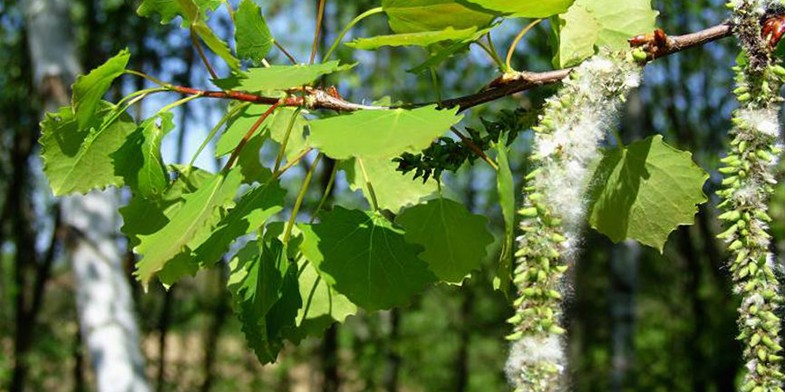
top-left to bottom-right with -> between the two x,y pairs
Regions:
508,54 -> 641,392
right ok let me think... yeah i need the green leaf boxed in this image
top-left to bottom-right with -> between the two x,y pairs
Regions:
120,166 -> 214,248
309,106 -> 463,160
494,140 -> 515,296
228,239 -> 301,364
347,27 -> 479,50
137,0 -> 221,25
587,135 -> 708,252
236,132 -> 274,184
193,20 -> 242,71
461,0 -> 574,18
396,198 -> 493,284
135,168 -> 243,288
285,258 -> 357,343
41,102 -> 137,196
72,49 -> 130,129
555,0 -> 658,67
113,112 -> 174,198
235,0 -> 274,64
194,180 -> 286,266
300,207 -> 436,311
382,0 -> 495,34
225,61 -> 348,92
406,24 -> 494,73
340,157 -> 438,214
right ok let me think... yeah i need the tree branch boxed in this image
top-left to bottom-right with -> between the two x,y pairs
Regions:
161,22 -> 734,113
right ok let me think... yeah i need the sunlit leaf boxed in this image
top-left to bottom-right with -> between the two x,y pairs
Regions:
135,168 -> 243,288
341,157 -> 438,214
347,27 -> 478,50
382,0 -> 495,33
71,49 -> 130,129
195,180 -> 286,266
41,102 -> 136,196
235,0 -> 274,64
461,0 -> 574,18
555,0 -> 658,67
224,61 -> 348,92
309,106 -> 463,160
285,259 -> 357,343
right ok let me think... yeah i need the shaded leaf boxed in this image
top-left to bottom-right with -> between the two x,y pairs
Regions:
113,112 -> 174,198
300,207 -> 436,311
588,135 -> 708,252
396,198 -> 493,283
228,239 -> 301,364
494,139 -> 515,296
193,20 -> 241,71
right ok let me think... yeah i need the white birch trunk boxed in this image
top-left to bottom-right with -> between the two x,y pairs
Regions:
25,0 -> 151,390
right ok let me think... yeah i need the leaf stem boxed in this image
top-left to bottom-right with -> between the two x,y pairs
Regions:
310,162 -> 337,223
485,33 -> 508,72
190,26 -> 219,80
124,70 -> 170,88
323,6 -> 384,62
189,102 -> 251,167
159,93 -> 202,113
275,147 -> 314,178
505,19 -> 542,72
430,67 -> 442,102
115,87 -> 167,107
223,102 -> 281,171
357,157 -> 380,211
310,0 -> 327,64
284,153 -> 323,244
273,108 -> 303,175
274,41 -> 298,64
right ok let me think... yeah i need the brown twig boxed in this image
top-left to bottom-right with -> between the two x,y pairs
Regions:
223,102 -> 281,171
310,0 -> 327,64
190,26 -> 219,80
451,128 -> 499,171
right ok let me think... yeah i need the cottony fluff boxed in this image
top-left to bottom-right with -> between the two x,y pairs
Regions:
507,54 -> 641,392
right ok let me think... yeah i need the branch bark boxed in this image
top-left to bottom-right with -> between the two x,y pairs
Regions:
155,22 -> 733,113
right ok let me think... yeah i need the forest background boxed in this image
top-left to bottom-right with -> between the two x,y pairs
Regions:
0,0 -> 773,391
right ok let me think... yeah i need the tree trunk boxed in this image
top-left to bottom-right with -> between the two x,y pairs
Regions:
25,0 -> 150,391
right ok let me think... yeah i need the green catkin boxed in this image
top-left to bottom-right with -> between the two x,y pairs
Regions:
721,1 -> 785,390
506,54 -> 641,392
